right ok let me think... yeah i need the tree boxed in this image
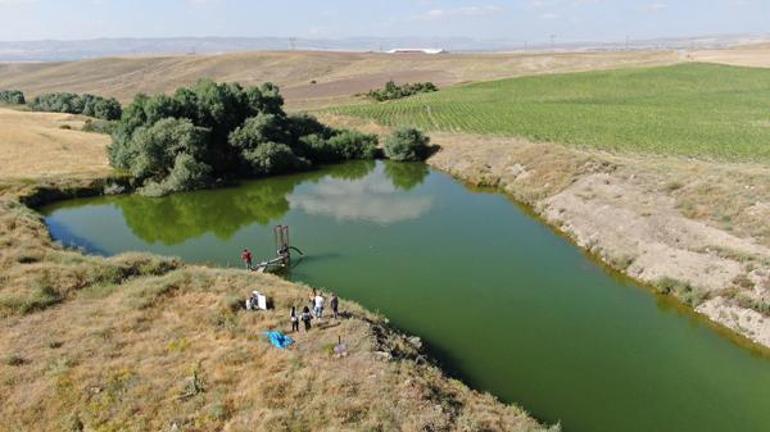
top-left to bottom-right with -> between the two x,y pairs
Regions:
383,128 -> 431,161
91,98 -> 122,121
241,142 -> 303,175
229,113 -> 290,152
29,92 -> 121,120
0,90 -> 25,105
108,79 -> 379,195
121,118 -> 211,192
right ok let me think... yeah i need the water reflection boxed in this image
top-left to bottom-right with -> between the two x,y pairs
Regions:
383,162 -> 430,191
288,163 -> 433,224
115,160 -> 430,244
117,176 -> 302,245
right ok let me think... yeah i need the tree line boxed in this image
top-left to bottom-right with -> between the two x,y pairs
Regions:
29,92 -> 122,120
108,79 -> 431,196
0,89 -> 121,121
366,81 -> 438,102
0,89 -> 25,105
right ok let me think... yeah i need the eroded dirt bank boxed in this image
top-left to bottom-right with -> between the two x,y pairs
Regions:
428,133 -> 770,348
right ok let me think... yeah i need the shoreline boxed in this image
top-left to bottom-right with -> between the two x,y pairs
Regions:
426,132 -> 770,351
0,175 -> 551,431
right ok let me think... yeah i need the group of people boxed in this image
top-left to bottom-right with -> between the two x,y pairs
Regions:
290,290 -> 339,332
241,247 -> 341,334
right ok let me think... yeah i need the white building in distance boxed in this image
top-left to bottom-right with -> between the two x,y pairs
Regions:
385,48 -> 448,54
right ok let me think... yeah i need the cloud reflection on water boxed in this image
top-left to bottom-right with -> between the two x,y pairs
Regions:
288,165 -> 433,224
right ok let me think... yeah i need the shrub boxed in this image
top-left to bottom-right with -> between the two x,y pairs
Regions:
326,130 -> 379,160
3,353 -> 27,366
384,128 -> 431,161
0,89 -> 25,105
366,81 -> 438,101
241,142 -> 303,175
82,118 -> 117,135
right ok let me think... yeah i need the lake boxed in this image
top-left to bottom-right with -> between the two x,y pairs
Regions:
43,160 -> 770,432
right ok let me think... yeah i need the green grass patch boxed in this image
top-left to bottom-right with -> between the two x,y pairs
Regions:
331,63 -> 770,161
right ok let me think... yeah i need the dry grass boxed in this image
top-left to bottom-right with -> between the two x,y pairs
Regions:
689,43 -> 770,68
0,155 -> 549,430
0,107 -> 111,179
0,50 -> 680,109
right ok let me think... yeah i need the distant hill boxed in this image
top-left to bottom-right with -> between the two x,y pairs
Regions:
0,34 -> 767,62
0,50 -> 680,109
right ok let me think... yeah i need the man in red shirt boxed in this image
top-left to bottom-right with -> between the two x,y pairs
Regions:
241,249 -> 253,270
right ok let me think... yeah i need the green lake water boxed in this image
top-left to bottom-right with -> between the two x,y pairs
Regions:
42,161 -> 770,432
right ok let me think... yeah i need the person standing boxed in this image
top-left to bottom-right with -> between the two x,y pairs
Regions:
290,306 -> 299,333
301,306 -> 313,331
314,292 -> 325,319
330,293 -> 339,319
241,249 -> 253,270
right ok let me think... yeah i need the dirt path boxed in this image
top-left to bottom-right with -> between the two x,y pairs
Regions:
428,133 -> 770,348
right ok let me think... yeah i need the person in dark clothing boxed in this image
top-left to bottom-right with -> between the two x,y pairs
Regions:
330,293 -> 339,319
301,306 -> 313,331
241,249 -> 253,270
290,306 -> 299,332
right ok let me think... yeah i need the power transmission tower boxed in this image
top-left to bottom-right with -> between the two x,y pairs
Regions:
289,37 -> 296,50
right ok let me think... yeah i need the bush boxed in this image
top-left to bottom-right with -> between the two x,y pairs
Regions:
383,128 -> 431,161
366,81 -> 438,101
326,130 -> 379,160
297,129 -> 379,163
82,118 -> 117,135
3,353 -> 27,366
0,89 -> 25,105
242,142 -> 304,175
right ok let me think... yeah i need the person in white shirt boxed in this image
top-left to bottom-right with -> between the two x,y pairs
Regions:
314,293 -> 325,319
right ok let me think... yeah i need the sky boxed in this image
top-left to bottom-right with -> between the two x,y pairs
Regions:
0,0 -> 767,43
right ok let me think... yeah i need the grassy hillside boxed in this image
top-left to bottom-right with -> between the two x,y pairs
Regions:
332,63 -> 770,161
0,50 -> 678,109
0,107 -> 110,178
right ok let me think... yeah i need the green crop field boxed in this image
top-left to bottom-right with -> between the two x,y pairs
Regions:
331,63 -> 770,161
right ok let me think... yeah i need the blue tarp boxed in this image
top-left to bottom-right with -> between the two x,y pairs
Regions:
264,331 -> 294,349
